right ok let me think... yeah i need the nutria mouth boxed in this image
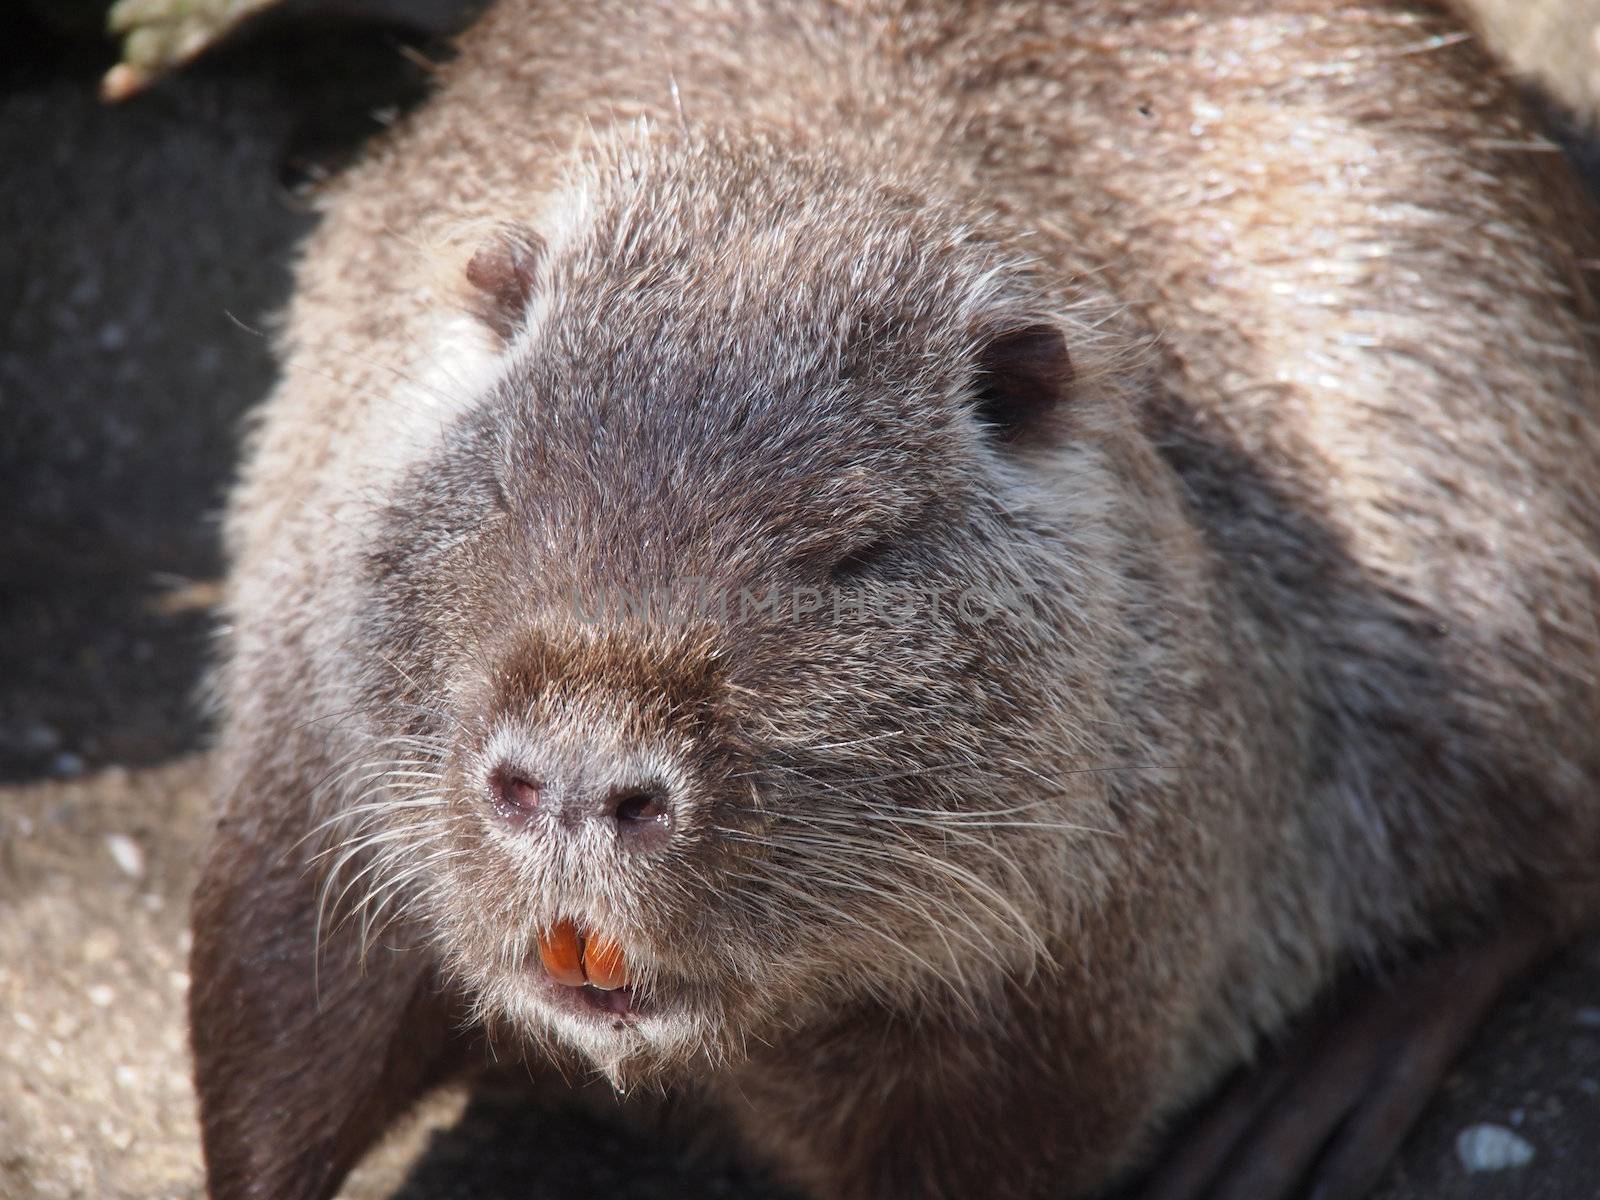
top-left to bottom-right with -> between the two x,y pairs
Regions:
532,967 -> 657,1021
578,984 -> 645,1017
531,919 -> 659,1020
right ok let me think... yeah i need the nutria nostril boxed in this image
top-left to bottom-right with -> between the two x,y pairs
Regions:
487,765 -> 542,826
606,784 -> 672,848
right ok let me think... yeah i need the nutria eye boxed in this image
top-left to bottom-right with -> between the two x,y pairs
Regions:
830,536 -> 897,583
489,468 -> 512,515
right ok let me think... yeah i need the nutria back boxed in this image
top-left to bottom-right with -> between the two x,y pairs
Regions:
191,3 -> 1600,1198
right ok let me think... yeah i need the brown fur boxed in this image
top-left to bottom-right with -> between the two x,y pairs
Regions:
191,3 -> 1600,1199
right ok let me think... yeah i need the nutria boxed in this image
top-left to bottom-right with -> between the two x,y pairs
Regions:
188,2 -> 1600,1198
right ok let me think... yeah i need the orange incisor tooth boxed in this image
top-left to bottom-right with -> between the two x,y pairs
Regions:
538,919 -> 586,988
582,931 -> 629,991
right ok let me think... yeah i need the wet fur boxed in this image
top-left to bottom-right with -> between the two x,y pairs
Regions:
191,3 -> 1600,1199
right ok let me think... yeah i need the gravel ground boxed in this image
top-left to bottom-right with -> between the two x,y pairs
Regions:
1,7 -> 1597,1199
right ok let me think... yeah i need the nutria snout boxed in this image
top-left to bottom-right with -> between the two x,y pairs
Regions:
484,758 -> 675,846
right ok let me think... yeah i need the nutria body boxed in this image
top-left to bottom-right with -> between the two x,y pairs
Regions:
190,3 -> 1600,1198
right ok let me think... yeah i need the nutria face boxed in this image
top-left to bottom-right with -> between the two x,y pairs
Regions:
337,138 -> 1138,1082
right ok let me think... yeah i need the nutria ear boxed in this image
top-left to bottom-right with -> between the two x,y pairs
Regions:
969,322 -> 1074,444
464,226 -> 544,340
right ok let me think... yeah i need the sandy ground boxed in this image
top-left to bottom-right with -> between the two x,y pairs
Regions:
1,5 -> 1598,1199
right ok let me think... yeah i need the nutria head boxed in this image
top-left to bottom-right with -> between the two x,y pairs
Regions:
329,131 -> 1155,1083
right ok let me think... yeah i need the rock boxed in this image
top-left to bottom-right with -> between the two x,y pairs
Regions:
104,833 -> 144,880
1456,1124 -> 1537,1173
